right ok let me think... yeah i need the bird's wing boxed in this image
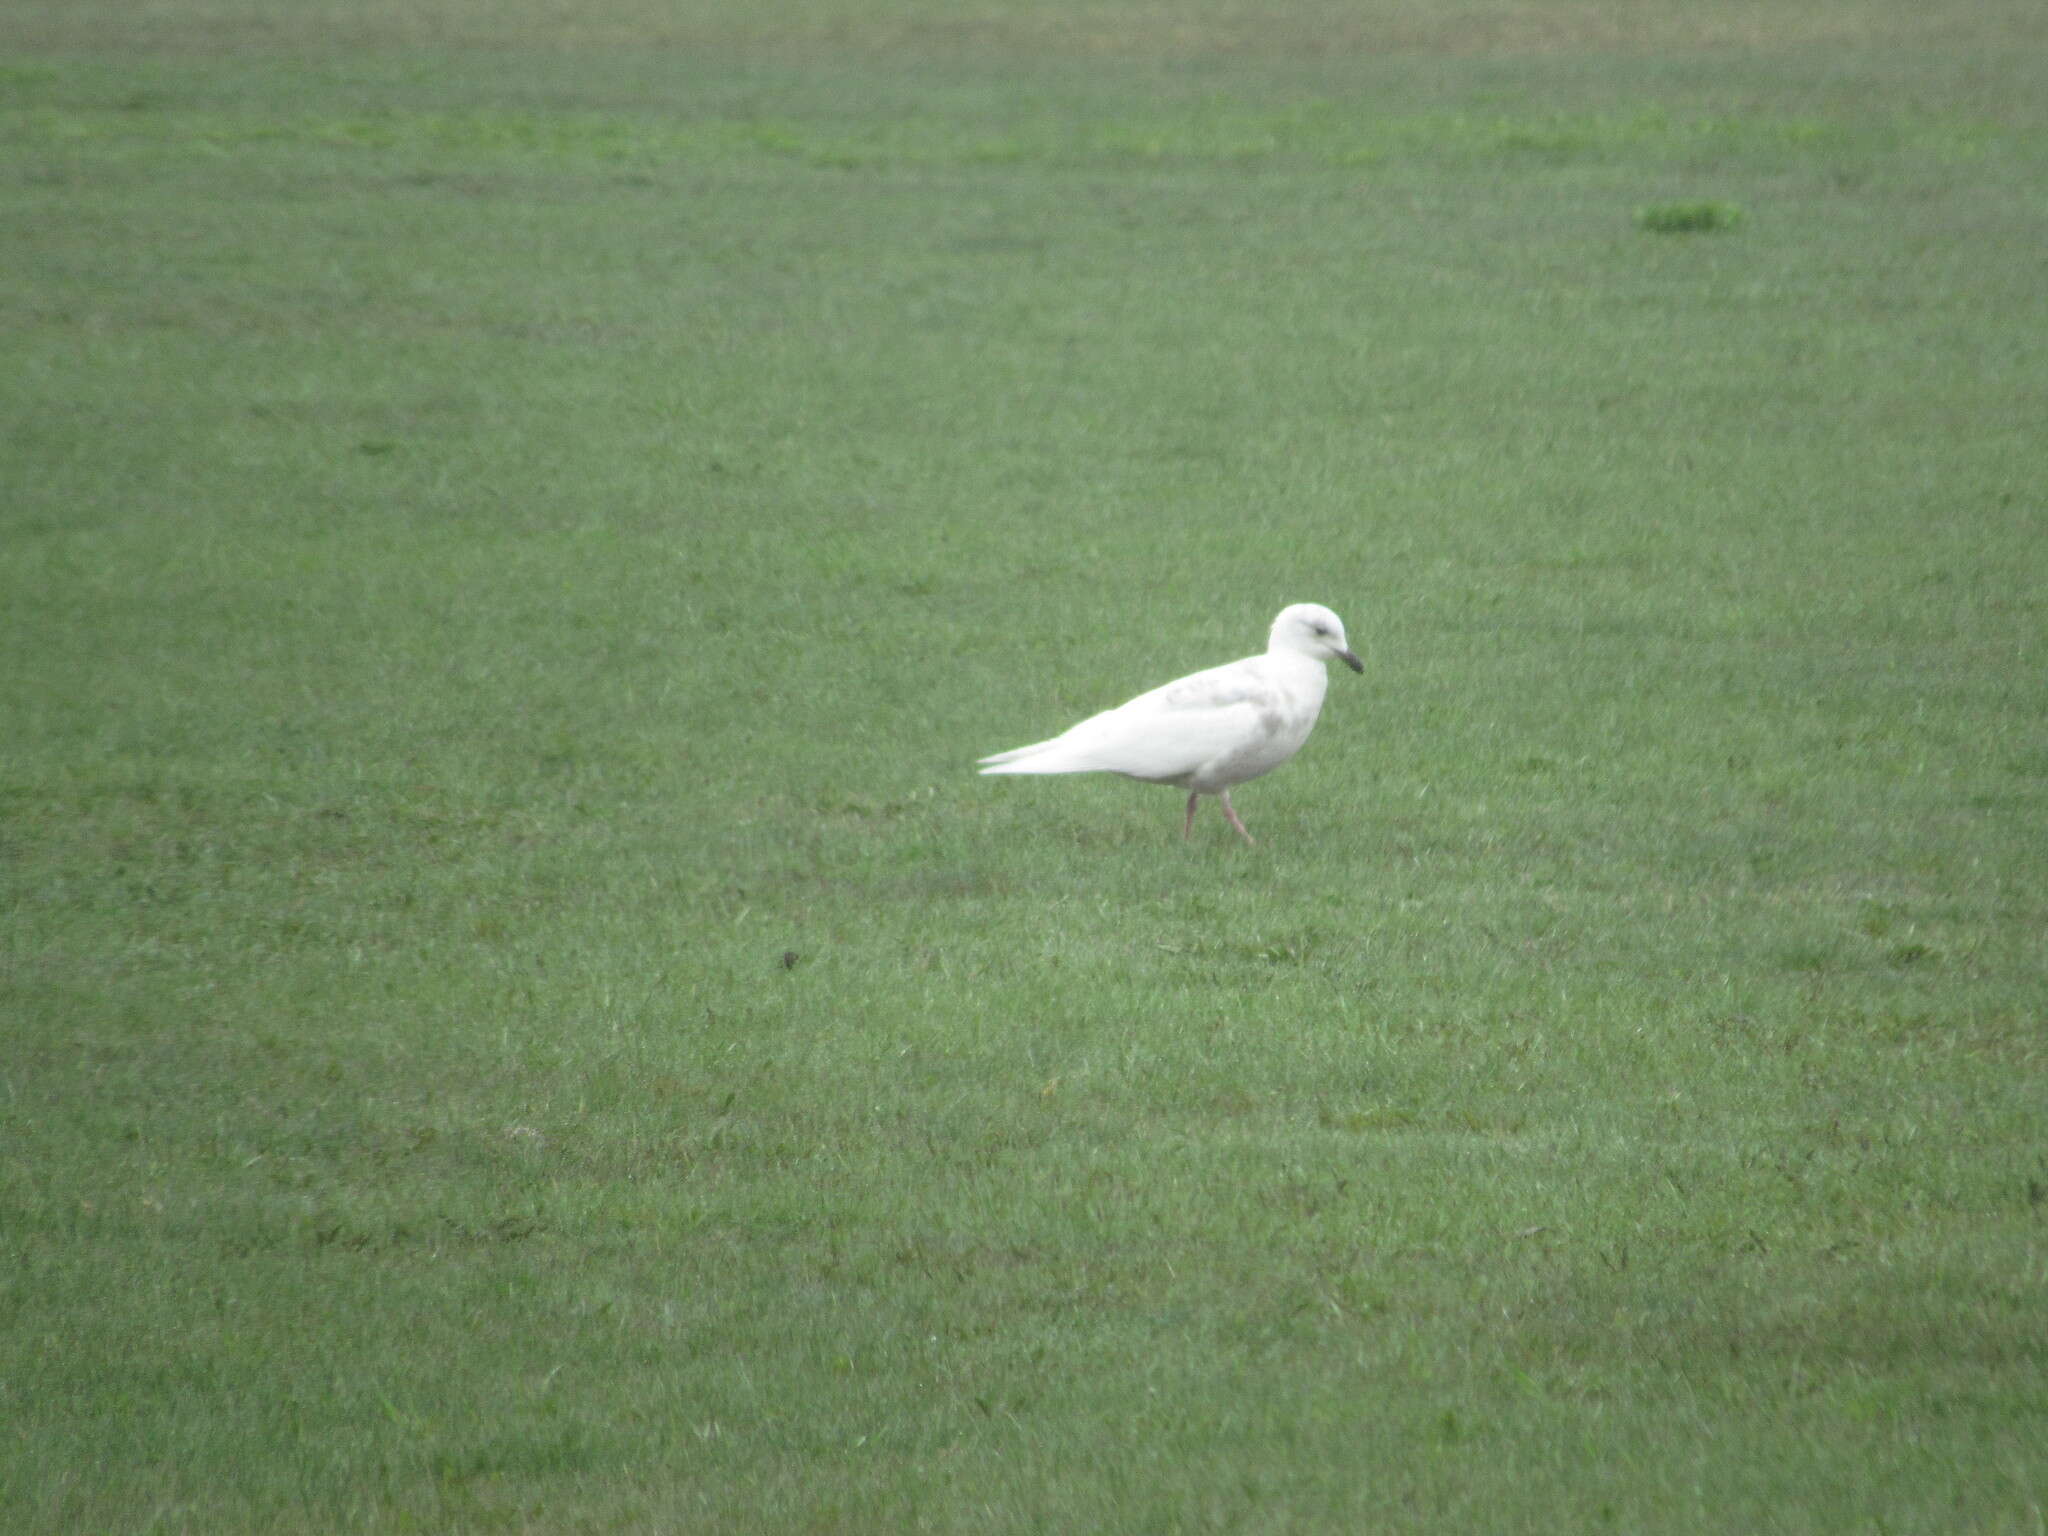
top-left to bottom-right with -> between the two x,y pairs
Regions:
1141,656 -> 1276,714
981,657 -> 1279,781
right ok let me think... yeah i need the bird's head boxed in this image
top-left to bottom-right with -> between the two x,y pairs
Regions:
1270,603 -> 1363,672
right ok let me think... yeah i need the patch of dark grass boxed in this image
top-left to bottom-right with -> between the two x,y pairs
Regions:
1634,197 -> 1745,233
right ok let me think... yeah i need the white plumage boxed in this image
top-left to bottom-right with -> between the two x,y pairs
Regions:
979,603 -> 1362,845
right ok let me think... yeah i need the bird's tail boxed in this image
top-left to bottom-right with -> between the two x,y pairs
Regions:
977,744 -> 1046,773
977,739 -> 1084,774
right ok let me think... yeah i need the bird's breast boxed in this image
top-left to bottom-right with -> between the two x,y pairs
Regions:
1182,678 -> 1325,793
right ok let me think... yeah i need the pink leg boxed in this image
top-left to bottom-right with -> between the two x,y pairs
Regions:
1183,791 -> 1201,840
1217,790 -> 1256,847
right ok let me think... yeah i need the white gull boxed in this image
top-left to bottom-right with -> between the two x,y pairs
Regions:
978,603 -> 1362,846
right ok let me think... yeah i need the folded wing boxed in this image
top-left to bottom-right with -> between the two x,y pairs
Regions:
978,660 -> 1279,785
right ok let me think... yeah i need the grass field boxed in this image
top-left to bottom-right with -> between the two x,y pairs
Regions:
5,1 -> 2047,1530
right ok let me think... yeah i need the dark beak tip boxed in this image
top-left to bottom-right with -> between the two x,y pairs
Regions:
1343,652 -> 1365,673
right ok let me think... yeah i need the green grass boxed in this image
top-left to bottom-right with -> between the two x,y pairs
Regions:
5,1 -> 2047,1530
1635,198 -> 1745,233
